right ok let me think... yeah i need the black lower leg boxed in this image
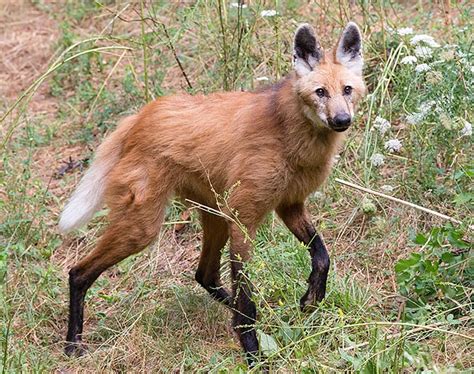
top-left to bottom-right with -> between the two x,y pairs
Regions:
205,285 -> 232,305
195,271 -> 231,305
277,204 -> 331,310
234,289 -> 258,365
300,232 -> 330,310
65,267 -> 98,356
231,261 -> 259,365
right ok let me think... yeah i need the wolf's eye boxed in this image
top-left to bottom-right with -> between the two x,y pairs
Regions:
315,88 -> 326,98
344,86 -> 353,95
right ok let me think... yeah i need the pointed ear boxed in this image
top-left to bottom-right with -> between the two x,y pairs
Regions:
335,22 -> 363,76
293,23 -> 324,76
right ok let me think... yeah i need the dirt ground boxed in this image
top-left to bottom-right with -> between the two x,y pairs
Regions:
0,0 -> 58,114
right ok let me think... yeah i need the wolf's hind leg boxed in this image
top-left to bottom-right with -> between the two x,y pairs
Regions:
195,211 -> 231,305
65,170 -> 172,356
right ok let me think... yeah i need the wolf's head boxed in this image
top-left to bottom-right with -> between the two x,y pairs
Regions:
293,22 -> 366,132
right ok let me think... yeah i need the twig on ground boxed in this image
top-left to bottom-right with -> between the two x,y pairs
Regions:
335,178 -> 473,230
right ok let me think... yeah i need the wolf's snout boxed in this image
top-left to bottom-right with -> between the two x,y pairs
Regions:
331,113 -> 351,131
334,113 -> 351,126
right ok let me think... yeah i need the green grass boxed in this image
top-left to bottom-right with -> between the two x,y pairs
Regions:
1,1 -> 473,372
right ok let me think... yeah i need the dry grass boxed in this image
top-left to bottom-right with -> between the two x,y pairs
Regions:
0,0 -> 58,115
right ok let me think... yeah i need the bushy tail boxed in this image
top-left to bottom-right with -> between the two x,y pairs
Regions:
58,116 -> 137,233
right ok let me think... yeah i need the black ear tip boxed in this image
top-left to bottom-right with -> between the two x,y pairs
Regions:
341,22 -> 362,50
295,23 -> 315,38
345,22 -> 361,36
293,23 -> 323,69
294,23 -> 317,51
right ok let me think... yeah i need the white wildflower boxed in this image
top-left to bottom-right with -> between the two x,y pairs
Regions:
456,51 -> 467,60
410,34 -> 440,48
381,185 -> 394,193
470,66 -> 474,74
418,100 -> 436,114
406,112 -> 423,125
370,153 -> 385,167
260,9 -> 278,17
425,39 -> 440,48
415,63 -> 431,73
406,101 -> 436,125
373,116 -> 391,135
401,56 -> 417,65
414,46 -> 433,58
312,191 -> 324,200
460,120 -> 472,137
397,27 -> 414,36
424,39 -> 440,48
385,139 -> 402,153
256,76 -> 269,81
230,2 -> 248,8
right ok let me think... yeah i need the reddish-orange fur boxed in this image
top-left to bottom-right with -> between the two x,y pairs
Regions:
83,68 -> 361,262
62,23 -> 366,363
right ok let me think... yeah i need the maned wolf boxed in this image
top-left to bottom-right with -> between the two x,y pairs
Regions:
60,22 -> 366,364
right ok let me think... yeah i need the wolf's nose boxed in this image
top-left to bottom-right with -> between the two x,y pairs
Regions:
333,113 -> 351,127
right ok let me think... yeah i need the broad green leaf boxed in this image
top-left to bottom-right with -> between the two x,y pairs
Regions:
257,330 -> 279,356
395,253 -> 421,273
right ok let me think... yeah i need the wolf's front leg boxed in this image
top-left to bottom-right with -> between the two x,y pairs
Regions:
228,222 -> 259,364
277,202 -> 330,309
299,234 -> 329,309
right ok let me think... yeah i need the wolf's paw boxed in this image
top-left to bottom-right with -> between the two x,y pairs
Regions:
300,285 -> 325,311
65,341 -> 86,357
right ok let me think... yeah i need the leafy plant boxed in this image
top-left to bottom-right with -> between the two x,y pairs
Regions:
395,225 -> 473,323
